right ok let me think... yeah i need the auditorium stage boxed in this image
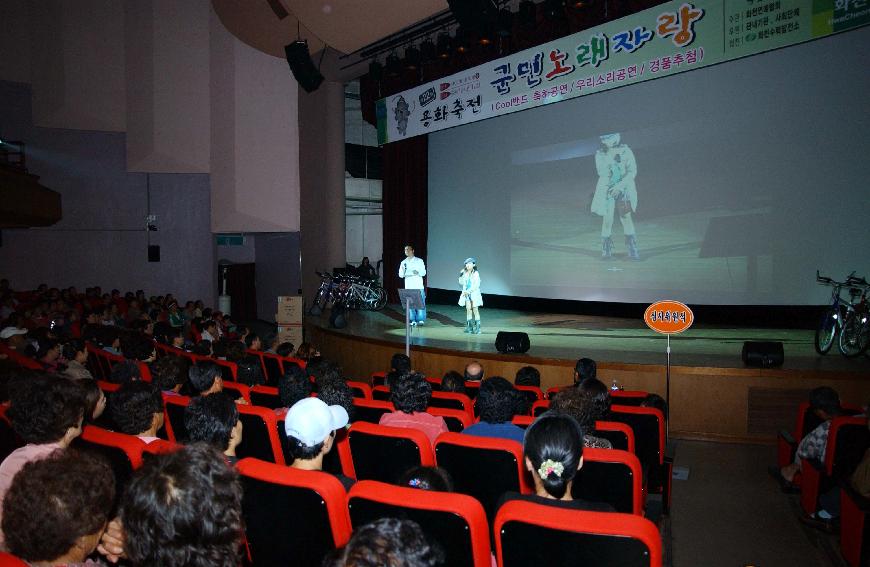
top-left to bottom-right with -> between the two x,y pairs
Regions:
306,304 -> 870,442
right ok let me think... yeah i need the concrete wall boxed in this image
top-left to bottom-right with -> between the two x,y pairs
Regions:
0,81 -> 214,305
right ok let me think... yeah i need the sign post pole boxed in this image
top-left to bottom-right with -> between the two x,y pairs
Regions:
644,300 -> 694,439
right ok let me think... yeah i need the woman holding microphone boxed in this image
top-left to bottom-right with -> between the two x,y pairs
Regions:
458,257 -> 483,334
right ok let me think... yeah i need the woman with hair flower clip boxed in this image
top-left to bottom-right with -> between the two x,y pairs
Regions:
497,411 -> 614,511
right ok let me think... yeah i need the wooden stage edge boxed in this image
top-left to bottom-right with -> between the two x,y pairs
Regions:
308,322 -> 870,444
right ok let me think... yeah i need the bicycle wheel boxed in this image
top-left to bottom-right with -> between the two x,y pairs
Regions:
373,287 -> 388,310
814,309 -> 838,354
838,311 -> 869,357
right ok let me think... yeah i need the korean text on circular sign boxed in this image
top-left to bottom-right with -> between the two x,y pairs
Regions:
644,300 -> 694,334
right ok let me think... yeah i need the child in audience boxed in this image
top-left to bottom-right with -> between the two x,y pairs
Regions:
326,518 -> 444,567
515,366 -> 541,388
398,465 -> 454,492
2,450 -> 115,566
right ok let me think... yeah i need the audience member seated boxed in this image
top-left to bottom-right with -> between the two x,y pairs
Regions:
61,339 -> 93,380
379,372 -> 448,448
318,378 -> 356,422
276,363 -> 312,418
295,342 -> 320,362
462,377 -> 526,444
109,382 -> 165,444
226,341 -> 265,387
497,411 -> 613,512
386,353 -> 411,387
641,393 -> 669,420
398,465 -> 454,492
284,397 -> 354,490
200,320 -> 218,342
441,370 -> 466,394
151,356 -> 188,395
308,359 -> 343,391
550,387 -> 613,449
106,444 -> 243,567
772,386 -> 843,489
576,377 -> 611,418
78,379 -> 107,424
0,326 -> 28,352
464,361 -> 484,383
515,365 -> 541,388
574,357 -> 597,384
184,394 -> 243,464
187,361 -> 224,397
35,339 -> 62,373
244,332 -> 262,352
0,376 -> 86,541
325,517 -> 444,567
191,340 -> 213,357
275,341 -> 295,358
2,450 -> 115,566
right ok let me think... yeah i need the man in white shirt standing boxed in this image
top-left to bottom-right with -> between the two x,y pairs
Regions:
399,244 -> 427,326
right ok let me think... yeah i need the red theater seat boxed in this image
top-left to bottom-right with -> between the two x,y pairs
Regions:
494,501 -> 662,567
348,480 -> 491,567
347,421 -> 434,483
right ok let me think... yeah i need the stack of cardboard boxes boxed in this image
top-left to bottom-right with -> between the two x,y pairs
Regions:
276,296 -> 303,347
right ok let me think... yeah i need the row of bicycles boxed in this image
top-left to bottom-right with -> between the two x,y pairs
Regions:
309,271 -> 387,315
816,271 -> 870,357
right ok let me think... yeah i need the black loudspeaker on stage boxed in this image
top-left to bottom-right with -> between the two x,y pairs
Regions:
741,341 -> 784,368
495,331 -> 530,354
284,41 -> 324,93
329,304 -> 347,329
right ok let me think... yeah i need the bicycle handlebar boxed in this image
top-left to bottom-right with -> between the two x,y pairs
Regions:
817,271 -> 867,288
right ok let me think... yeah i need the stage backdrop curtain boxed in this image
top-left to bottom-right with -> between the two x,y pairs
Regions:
382,135 -> 428,303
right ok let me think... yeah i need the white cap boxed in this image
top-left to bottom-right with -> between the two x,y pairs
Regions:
284,397 -> 349,447
0,327 -> 27,340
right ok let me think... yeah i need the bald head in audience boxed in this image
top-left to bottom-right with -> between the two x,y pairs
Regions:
464,361 -> 484,382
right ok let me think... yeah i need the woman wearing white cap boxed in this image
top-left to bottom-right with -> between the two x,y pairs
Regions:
458,258 -> 483,334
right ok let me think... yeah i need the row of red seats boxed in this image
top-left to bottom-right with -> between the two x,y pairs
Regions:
777,402 -> 870,567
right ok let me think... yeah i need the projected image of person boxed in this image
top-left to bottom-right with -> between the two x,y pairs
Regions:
591,133 -> 639,260
458,257 -> 482,334
399,245 -> 426,326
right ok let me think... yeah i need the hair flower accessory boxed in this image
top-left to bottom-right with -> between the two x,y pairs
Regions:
537,459 -> 564,479
408,478 -> 430,490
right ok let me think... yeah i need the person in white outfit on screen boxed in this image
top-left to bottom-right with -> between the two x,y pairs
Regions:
458,257 -> 483,334
399,245 -> 426,326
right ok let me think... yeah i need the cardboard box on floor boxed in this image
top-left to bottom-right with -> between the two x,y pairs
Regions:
277,296 -> 303,325
277,324 -> 303,348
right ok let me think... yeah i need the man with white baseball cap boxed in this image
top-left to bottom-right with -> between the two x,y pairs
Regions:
0,327 -> 28,350
284,397 -> 354,490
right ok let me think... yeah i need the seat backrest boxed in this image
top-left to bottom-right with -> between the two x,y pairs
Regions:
609,405 -> 666,471
611,390 -> 648,406
221,380 -> 251,403
141,438 -> 180,455
237,458 -> 351,567
347,422 -> 434,483
434,432 -> 531,523
427,407 -> 471,432
595,420 -> 636,454
825,416 -> 870,477
352,399 -> 395,424
494,500 -> 662,567
0,552 -> 29,566
515,385 -> 544,405
236,404 -> 285,465
250,385 -> 282,409
372,384 -> 391,401
212,359 -> 238,381
162,394 -> 192,443
73,426 -> 146,502
545,385 -> 566,399
347,480 -> 491,567
97,380 -> 121,394
370,371 -> 386,386
430,391 -> 473,416
258,352 -> 284,386
532,399 -> 550,416
464,381 -> 480,400
346,381 -> 373,400
511,415 -> 534,428
85,343 -> 107,378
573,448 -> 643,515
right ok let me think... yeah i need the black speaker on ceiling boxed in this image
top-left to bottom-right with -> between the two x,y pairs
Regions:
284,41 -> 324,93
741,341 -> 784,368
495,331 -> 530,354
447,0 -> 499,30
147,245 -> 160,263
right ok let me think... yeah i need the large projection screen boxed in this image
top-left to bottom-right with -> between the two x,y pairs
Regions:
427,27 -> 869,306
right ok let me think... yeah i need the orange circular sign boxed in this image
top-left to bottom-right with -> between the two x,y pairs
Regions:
644,300 -> 694,334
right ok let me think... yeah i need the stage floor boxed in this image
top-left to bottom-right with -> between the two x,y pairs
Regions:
312,303 -> 870,374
